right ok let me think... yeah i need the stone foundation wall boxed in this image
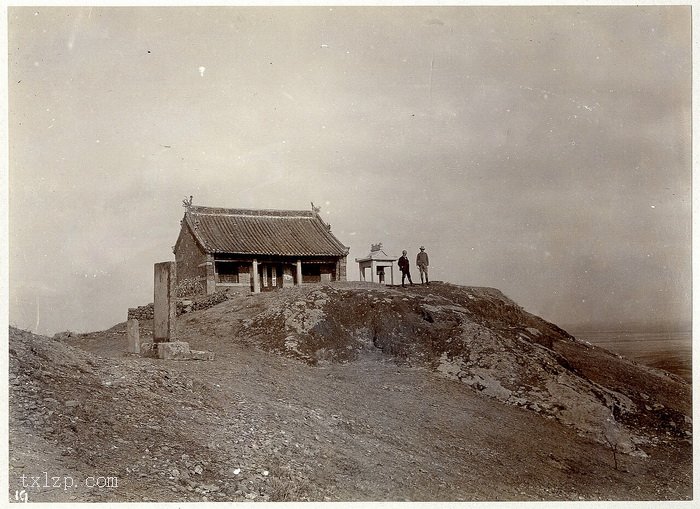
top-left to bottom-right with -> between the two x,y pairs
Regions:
176,276 -> 207,297
128,290 -> 235,321
128,304 -> 155,321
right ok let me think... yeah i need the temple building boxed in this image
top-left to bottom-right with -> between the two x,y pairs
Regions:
173,203 -> 349,294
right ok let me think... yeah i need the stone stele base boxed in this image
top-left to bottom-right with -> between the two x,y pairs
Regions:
154,341 -> 215,361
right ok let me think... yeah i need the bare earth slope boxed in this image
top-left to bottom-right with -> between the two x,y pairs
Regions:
8,282 -> 691,502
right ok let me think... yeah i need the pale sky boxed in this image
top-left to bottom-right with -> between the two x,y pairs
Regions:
7,6 -> 691,335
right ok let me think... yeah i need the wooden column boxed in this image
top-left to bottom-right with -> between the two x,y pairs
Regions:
205,257 -> 216,295
296,260 -> 303,286
282,265 -> 294,288
370,260 -> 376,282
252,260 -> 260,293
390,265 -> 395,285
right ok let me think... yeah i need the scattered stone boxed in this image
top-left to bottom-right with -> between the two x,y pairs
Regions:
629,449 -> 648,458
64,400 -> 81,408
191,350 -> 215,361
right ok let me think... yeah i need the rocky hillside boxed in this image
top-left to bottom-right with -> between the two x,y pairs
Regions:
8,282 -> 692,502
209,282 -> 691,451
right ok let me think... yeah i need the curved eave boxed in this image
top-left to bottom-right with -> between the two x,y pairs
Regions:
209,249 -> 346,257
308,213 -> 349,255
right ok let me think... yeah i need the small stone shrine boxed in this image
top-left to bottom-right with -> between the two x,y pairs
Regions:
355,243 -> 399,285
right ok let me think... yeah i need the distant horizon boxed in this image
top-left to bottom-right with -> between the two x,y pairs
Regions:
561,320 -> 692,334
8,279 -> 692,337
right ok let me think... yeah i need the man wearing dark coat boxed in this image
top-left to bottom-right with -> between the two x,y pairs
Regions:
398,250 -> 413,287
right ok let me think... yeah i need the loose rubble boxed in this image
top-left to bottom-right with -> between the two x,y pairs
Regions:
8,282 -> 692,502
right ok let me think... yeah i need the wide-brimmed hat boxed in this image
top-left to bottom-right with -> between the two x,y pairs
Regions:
419,246 -> 425,250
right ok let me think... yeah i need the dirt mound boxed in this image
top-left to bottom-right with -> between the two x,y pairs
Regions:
226,282 -> 690,452
9,281 -> 692,502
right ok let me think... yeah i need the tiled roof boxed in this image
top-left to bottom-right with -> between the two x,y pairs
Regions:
183,206 -> 349,257
355,249 -> 398,263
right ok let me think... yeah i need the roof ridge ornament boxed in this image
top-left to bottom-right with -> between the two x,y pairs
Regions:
371,242 -> 382,252
310,201 -> 321,214
182,195 -> 193,210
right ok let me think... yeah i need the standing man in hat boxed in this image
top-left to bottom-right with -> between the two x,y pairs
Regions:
398,250 -> 413,287
416,246 -> 430,285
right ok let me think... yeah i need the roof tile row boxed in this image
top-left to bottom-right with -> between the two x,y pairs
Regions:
185,206 -> 348,257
